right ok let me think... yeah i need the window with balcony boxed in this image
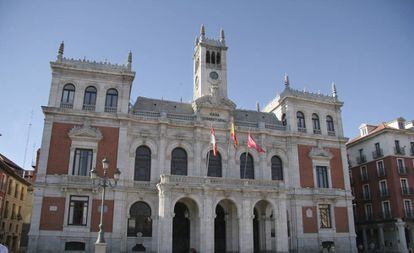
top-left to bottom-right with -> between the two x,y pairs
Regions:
83,86 -> 97,111
404,200 -> 413,218
316,166 -> 329,188
397,158 -> 407,174
363,184 -> 371,200
68,195 -> 89,226
377,160 -> 385,177
373,143 -> 383,159
360,166 -> 368,181
240,152 -> 254,179
326,115 -> 335,135
61,83 -> 75,108
134,146 -> 151,181
296,111 -> 306,132
171,148 -> 188,176
379,180 -> 389,197
312,113 -> 321,134
271,156 -> 283,180
382,201 -> 391,219
72,149 -> 93,176
365,203 -> 373,220
319,204 -> 332,229
401,178 -> 410,195
207,150 -> 222,178
357,149 -> 366,164
394,140 -> 405,155
105,88 -> 118,113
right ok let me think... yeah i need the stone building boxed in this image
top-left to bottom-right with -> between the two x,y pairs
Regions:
28,26 -> 356,253
347,117 -> 414,252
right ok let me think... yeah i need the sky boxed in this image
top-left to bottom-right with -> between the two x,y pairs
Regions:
0,0 -> 413,169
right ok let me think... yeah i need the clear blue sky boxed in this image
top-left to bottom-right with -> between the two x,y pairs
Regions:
0,0 -> 413,169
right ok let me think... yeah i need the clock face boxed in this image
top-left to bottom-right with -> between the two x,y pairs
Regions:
209,71 -> 219,80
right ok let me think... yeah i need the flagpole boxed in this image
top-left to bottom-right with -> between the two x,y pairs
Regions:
206,124 -> 212,176
243,129 -> 249,179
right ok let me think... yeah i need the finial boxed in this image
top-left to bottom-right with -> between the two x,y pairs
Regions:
200,24 -> 205,40
127,51 -> 132,69
195,36 -> 199,45
57,41 -> 64,60
256,101 -> 260,112
284,73 -> 290,87
220,28 -> 225,43
332,82 -> 337,98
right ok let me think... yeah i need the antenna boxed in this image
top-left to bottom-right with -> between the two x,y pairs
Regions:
22,109 -> 34,170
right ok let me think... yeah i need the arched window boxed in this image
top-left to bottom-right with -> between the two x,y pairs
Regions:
297,111 -> 306,130
206,51 -> 210,64
83,86 -> 97,110
171,148 -> 188,175
326,116 -> 335,132
240,152 -> 254,179
105,88 -> 118,112
216,52 -> 221,65
211,52 -> 216,64
128,201 -> 152,237
271,156 -> 283,180
207,150 -> 222,177
312,113 -> 321,133
61,83 -> 75,108
281,113 -> 287,126
134,146 -> 151,181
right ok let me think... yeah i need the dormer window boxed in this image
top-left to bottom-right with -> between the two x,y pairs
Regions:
105,88 -> 118,113
61,83 -> 75,109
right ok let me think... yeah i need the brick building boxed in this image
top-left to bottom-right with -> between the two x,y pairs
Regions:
347,117 -> 414,252
28,26 -> 356,253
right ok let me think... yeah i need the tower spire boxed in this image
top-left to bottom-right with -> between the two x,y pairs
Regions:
127,50 -> 132,69
284,73 -> 290,88
200,24 -> 206,40
331,82 -> 337,98
256,101 -> 260,112
220,28 -> 225,44
57,41 -> 64,61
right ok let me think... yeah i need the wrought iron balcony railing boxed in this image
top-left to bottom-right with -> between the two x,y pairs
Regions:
357,155 -> 367,164
394,146 -> 406,155
398,167 -> 409,175
401,187 -> 414,195
372,149 -> 384,159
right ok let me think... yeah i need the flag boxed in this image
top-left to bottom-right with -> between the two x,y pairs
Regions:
247,133 -> 265,153
230,122 -> 238,148
210,127 -> 218,156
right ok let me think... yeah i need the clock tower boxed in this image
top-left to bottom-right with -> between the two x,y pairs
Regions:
193,25 -> 228,102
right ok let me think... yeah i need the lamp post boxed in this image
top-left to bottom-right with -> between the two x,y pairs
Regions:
90,158 -> 121,253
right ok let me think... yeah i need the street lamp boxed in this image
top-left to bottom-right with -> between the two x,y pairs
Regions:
90,158 -> 121,253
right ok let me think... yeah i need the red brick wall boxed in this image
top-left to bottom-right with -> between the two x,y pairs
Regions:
334,207 -> 349,232
90,199 -> 114,232
329,148 -> 345,189
302,206 -> 318,233
95,127 -> 119,178
39,197 -> 65,231
47,123 -> 73,174
298,145 -> 314,188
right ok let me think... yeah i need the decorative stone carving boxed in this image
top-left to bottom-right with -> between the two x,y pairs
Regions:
309,141 -> 333,160
68,121 -> 103,142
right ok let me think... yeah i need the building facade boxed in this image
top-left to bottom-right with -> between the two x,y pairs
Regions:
347,118 -> 414,252
28,26 -> 356,253
0,154 -> 33,252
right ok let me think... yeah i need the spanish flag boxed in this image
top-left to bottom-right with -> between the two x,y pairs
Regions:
230,122 -> 238,148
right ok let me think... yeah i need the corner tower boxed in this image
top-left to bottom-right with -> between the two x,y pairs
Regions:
193,25 -> 228,101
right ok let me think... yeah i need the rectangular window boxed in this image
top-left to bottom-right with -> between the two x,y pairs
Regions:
397,159 -> 406,174
319,204 -> 332,228
68,196 -> 89,226
365,204 -> 373,220
7,179 -> 12,195
72,149 -> 93,176
316,166 -> 329,188
360,166 -> 368,181
377,161 -> 385,177
14,184 -> 19,198
363,184 -> 371,200
379,180 -> 388,197
3,201 -> 9,218
401,179 -> 409,195
411,142 -> 414,156
382,201 -> 391,219
20,187 -> 25,201
404,200 -> 413,217
0,175 -> 6,191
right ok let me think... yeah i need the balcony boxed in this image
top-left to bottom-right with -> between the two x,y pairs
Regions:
104,106 -> 117,113
398,167 -> 409,175
298,127 -> 307,133
357,155 -> 367,165
361,174 -> 369,182
313,129 -> 321,134
327,131 -> 336,136
401,187 -> 414,195
363,193 -> 371,201
394,146 -> 406,155
372,149 -> 384,159
82,104 -> 96,111
377,168 -> 386,177
60,102 -> 73,109
382,212 -> 392,219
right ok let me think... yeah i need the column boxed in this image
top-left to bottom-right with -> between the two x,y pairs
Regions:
200,195 -> 214,253
362,226 -> 368,253
396,219 -> 408,253
377,224 -> 385,251
275,198 -> 288,253
157,186 -> 173,253
239,198 -> 254,253
410,227 -> 414,250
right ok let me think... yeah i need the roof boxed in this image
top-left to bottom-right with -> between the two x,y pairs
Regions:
234,109 -> 282,125
133,97 -> 195,115
0,154 -> 31,186
346,123 -> 414,146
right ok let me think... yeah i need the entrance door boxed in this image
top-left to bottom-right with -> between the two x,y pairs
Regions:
253,208 -> 260,253
215,204 -> 226,253
173,202 -> 190,253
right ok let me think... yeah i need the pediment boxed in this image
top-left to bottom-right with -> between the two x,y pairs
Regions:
309,141 -> 333,160
192,95 -> 236,111
68,121 -> 103,142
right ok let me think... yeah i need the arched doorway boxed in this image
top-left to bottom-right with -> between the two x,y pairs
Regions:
215,199 -> 239,253
253,200 -> 275,253
172,198 -> 200,253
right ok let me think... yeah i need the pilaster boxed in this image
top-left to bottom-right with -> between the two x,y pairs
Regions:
275,197 -> 289,252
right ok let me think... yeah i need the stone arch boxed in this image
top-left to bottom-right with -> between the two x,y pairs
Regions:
126,198 -> 157,219
235,148 -> 260,166
215,198 -> 240,252
165,140 -> 194,175
129,138 -> 158,157
253,199 -> 277,252
266,149 -> 289,182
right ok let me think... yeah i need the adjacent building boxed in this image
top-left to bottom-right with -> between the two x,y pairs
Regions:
347,117 -> 414,252
28,26 -> 356,253
0,154 -> 33,252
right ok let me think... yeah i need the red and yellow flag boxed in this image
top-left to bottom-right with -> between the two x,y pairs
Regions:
230,122 -> 238,148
